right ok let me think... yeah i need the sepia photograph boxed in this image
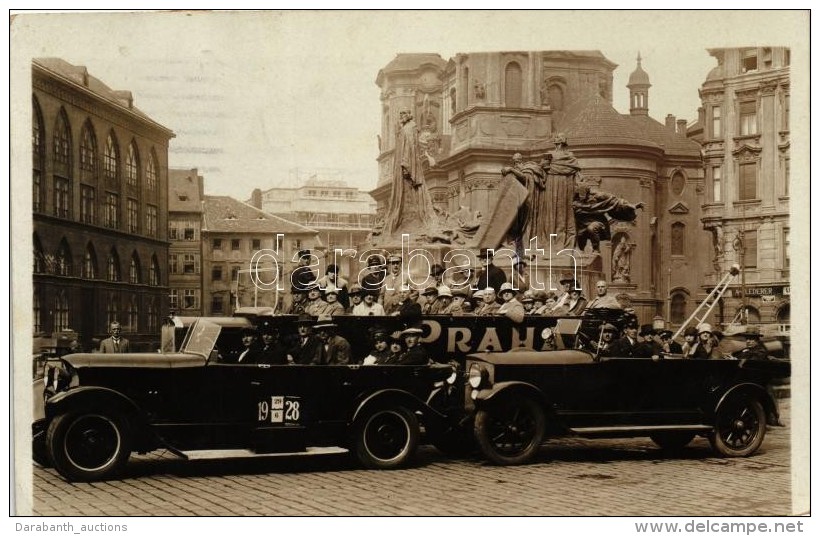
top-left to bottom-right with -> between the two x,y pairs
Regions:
9,9 -> 811,524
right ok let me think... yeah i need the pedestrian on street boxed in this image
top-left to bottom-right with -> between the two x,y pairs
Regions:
99,321 -> 130,353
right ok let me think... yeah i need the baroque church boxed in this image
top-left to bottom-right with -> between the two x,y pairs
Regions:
370,51 -> 711,328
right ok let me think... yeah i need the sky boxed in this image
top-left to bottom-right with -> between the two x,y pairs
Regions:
11,10 -> 809,200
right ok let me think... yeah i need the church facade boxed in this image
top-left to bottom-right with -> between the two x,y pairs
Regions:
371,51 -> 712,328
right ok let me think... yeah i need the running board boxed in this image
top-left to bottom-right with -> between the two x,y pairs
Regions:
570,424 -> 712,435
180,446 -> 349,460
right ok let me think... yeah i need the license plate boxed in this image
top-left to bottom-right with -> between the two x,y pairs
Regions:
257,395 -> 301,424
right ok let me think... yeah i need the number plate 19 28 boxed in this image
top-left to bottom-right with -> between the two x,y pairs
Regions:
257,395 -> 301,424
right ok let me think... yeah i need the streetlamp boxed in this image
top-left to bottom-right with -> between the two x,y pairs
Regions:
732,232 -> 746,325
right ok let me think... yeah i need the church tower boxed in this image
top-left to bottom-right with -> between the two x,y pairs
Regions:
627,52 -> 651,116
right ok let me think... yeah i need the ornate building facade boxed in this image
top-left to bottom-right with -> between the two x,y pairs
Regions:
32,58 -> 174,351
371,51 -> 711,327
689,47 -> 790,329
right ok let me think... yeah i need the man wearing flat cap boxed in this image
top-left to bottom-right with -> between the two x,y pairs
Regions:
658,329 -> 683,354
311,315 -> 351,365
592,323 -> 619,357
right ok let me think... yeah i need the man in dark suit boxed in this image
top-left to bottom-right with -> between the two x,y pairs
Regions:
476,248 -> 507,294
609,318 -> 640,357
234,327 -> 263,364
288,314 -> 322,365
658,330 -> 683,354
99,321 -> 130,353
634,324 -> 662,358
397,327 -> 430,365
257,322 -> 289,365
312,315 -> 352,365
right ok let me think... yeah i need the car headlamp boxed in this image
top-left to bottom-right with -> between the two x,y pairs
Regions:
446,369 -> 458,385
468,364 -> 489,389
541,327 -> 553,340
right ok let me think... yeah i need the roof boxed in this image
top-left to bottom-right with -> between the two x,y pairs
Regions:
381,53 -> 447,73
33,58 -> 174,136
202,195 -> 317,235
168,169 -> 204,212
554,94 -> 660,149
551,94 -> 702,157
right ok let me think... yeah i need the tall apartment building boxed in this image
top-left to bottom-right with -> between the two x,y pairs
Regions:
168,168 -> 206,316
250,170 -> 376,278
32,58 -> 174,351
689,47 -> 790,328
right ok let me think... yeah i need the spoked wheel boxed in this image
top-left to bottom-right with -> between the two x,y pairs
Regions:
650,431 -> 697,451
354,406 -> 419,469
709,397 -> 767,457
47,411 -> 131,482
474,396 -> 546,465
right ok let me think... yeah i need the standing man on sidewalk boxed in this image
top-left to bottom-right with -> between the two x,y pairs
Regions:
99,321 -> 130,353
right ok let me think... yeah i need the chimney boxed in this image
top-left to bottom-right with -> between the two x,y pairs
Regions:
677,119 -> 687,135
665,114 -> 676,131
251,188 -> 262,209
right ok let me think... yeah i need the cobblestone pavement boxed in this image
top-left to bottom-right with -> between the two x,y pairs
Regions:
29,399 -> 796,517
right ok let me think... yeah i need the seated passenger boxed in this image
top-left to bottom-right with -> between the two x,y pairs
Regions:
634,324 -> 662,359
396,327 -> 431,365
233,327 -> 263,364
288,314 -> 322,365
691,323 -> 721,359
732,326 -> 770,361
608,318 -> 640,357
353,290 -> 386,316
321,289 -> 346,316
564,284 -> 588,316
474,288 -> 501,316
257,322 -> 289,365
680,326 -> 699,358
586,323 -> 618,357
658,329 -> 683,354
497,283 -> 525,323
311,315 -> 352,365
362,329 -> 391,365
382,333 -> 405,364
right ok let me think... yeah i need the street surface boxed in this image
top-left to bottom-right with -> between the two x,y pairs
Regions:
30,399 -> 796,517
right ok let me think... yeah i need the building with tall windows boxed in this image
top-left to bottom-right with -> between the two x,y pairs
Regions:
371,51 -> 709,327
32,58 -> 174,351
168,168 -> 205,316
689,47 -> 790,328
202,195 -> 318,316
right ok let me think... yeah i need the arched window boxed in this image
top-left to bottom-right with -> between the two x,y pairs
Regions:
738,305 -> 761,324
107,248 -> 121,282
106,291 -> 119,327
32,97 -> 45,212
150,254 -> 161,286
54,290 -> 70,331
83,243 -> 98,279
103,132 -> 119,181
504,62 -> 523,108
125,141 -> 140,188
33,233 -> 45,273
52,108 -> 71,170
670,292 -> 687,324
671,222 -> 685,256
146,297 -> 158,333
776,304 -> 790,324
146,150 -> 158,191
129,252 -> 141,284
56,238 -> 72,276
548,84 -> 564,111
79,119 -> 98,178
126,295 -> 139,332
33,284 -> 43,333
670,170 -> 686,196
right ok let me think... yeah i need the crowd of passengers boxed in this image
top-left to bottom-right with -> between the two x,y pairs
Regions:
220,314 -> 429,367
286,249 -> 630,324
